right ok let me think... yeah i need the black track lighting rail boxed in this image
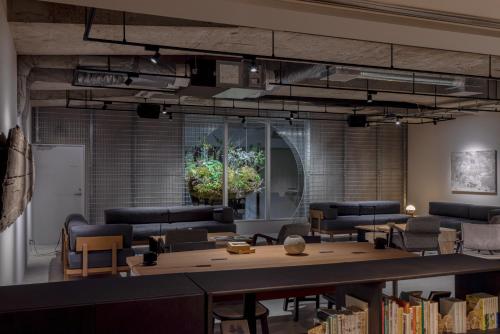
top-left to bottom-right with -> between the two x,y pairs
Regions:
83,7 -> 500,82
65,96 -> 454,125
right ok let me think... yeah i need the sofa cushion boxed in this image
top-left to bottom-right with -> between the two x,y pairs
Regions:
69,224 -> 133,251
67,248 -> 135,269
64,214 -> 88,230
335,202 -> 360,216
213,207 -> 234,223
359,201 -> 401,215
105,207 -> 168,225
131,223 -> 168,241
469,205 -> 498,221
321,216 -> 373,231
374,214 -> 410,224
309,203 -> 338,219
168,206 -> 214,223
429,202 -> 469,219
131,221 -> 237,241
489,209 -> 500,223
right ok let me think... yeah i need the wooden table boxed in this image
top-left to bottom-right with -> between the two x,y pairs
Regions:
127,242 -> 417,276
355,224 -> 458,254
151,232 -> 252,248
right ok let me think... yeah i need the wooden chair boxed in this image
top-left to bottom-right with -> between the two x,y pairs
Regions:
309,209 -> 354,240
62,227 -> 129,278
213,301 -> 269,334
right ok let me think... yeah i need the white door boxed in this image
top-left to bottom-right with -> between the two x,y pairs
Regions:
32,145 -> 85,245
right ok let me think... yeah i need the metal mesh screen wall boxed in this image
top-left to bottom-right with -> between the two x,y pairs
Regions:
309,121 -> 407,205
33,108 -> 406,223
33,107 -> 184,224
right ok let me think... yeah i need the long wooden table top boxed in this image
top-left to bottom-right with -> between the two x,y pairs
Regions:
187,254 -> 500,296
127,242 -> 417,276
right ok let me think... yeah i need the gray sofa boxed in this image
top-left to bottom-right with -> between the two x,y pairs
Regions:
428,202 -> 500,231
64,214 -> 134,270
104,206 -> 236,241
309,201 -> 410,233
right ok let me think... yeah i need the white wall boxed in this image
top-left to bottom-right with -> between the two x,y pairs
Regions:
0,0 -> 24,285
408,112 -> 500,215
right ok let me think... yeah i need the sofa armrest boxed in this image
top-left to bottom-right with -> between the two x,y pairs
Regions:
488,209 -> 500,223
309,203 -> 338,219
213,207 -> 234,223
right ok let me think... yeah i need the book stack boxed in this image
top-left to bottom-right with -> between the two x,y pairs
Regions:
466,293 -> 498,331
439,298 -> 466,333
382,295 -> 438,334
314,295 -> 369,334
226,241 -> 255,254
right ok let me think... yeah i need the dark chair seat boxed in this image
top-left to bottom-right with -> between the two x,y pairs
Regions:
213,302 -> 269,320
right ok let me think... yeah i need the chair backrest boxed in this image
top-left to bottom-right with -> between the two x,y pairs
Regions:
170,241 -> 216,252
405,217 -> 440,234
76,235 -> 123,252
462,223 -> 500,251
165,229 -> 208,244
277,223 -> 311,244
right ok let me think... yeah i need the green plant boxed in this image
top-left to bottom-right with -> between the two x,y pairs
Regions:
185,140 -> 264,203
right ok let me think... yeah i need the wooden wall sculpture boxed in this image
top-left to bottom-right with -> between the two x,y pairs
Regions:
0,126 -> 34,232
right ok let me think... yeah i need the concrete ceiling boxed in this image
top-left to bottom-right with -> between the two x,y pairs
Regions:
39,0 -> 500,56
9,0 -> 500,123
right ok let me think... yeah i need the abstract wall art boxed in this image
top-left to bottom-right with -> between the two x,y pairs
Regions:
451,150 -> 497,194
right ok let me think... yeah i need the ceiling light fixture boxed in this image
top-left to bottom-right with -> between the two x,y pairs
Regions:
240,116 -> 246,124
124,74 -> 133,86
433,118 -> 438,125
145,45 -> 161,65
102,101 -> 111,110
395,116 -> 401,126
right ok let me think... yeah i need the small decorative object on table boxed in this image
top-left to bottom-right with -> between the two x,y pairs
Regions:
283,235 -> 306,255
226,241 -> 255,254
405,204 -> 416,217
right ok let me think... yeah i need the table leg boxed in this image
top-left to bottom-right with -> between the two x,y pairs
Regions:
357,229 -> 367,242
244,293 -> 257,334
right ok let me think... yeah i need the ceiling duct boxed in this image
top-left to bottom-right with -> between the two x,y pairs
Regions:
73,68 -> 189,92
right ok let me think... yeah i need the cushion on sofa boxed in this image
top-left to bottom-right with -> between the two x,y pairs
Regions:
429,202 -> 470,219
469,205 -> 498,221
309,203 -> 338,219
64,213 -> 88,230
69,224 -> 133,251
488,209 -> 500,223
168,206 -> 214,223
335,202 -> 360,216
213,207 -> 234,223
67,248 -> 135,269
374,214 -> 410,224
359,201 -> 401,215
105,207 -> 168,225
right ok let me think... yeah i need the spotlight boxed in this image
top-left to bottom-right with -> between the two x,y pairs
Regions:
367,93 -> 373,103
124,74 -> 133,86
150,51 -> 161,64
433,118 -> 438,125
102,101 -> 111,110
366,121 -> 370,128
395,117 -> 401,126
289,118 -> 293,126
240,116 -> 246,124
250,61 -> 258,73
168,112 -> 173,120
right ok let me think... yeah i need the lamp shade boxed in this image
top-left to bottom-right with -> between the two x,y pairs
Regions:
405,204 -> 416,215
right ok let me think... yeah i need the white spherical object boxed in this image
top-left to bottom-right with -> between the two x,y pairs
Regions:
283,235 -> 306,255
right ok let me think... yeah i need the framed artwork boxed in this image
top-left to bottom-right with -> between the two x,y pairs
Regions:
451,150 -> 497,194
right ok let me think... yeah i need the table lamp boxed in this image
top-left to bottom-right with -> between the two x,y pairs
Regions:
405,204 -> 416,217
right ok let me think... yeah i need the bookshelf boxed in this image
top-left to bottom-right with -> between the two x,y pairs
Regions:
188,254 -> 500,334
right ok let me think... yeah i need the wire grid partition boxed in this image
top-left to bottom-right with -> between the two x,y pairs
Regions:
33,107 -> 407,223
309,120 -> 407,206
33,107 -> 184,224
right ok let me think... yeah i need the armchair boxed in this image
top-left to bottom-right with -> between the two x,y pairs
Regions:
390,217 -> 441,256
459,223 -> 500,254
251,223 -> 311,246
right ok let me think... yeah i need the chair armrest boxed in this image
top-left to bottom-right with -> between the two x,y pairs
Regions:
251,233 -> 278,246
